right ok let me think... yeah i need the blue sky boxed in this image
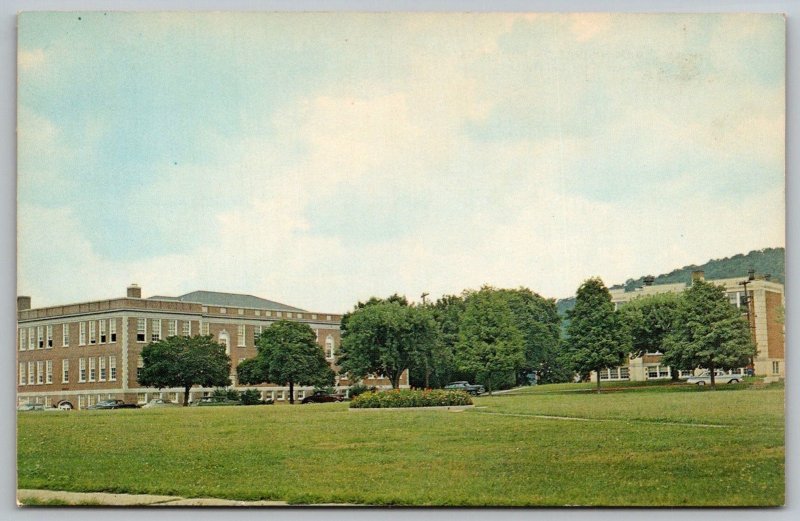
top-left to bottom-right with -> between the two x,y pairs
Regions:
17,12 -> 785,311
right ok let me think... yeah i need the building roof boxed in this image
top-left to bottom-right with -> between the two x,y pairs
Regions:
148,291 -> 307,312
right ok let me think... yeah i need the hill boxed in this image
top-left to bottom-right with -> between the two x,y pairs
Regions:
556,247 -> 785,316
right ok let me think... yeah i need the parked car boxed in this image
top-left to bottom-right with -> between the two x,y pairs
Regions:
444,381 -> 486,395
193,396 -> 241,406
301,391 -> 344,404
56,400 -> 74,410
141,398 -> 181,408
17,403 -> 46,412
686,371 -> 743,385
88,399 -> 140,410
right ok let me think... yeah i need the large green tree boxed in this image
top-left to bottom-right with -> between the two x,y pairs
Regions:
139,335 -> 231,406
409,294 -> 464,388
619,292 -> 681,380
455,287 -> 526,394
661,280 -> 755,387
564,278 -> 631,392
237,320 -> 334,404
338,300 -> 438,389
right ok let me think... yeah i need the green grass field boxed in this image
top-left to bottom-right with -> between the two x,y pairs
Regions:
17,382 -> 784,506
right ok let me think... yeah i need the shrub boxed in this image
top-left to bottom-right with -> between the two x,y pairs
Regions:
239,389 -> 263,405
346,382 -> 374,399
349,389 -> 472,409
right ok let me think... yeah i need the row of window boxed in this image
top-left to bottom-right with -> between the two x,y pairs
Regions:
19,356 -> 118,386
199,307 -> 333,322
19,320 -> 118,351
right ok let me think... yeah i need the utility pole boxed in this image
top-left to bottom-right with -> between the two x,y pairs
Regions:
421,292 -> 429,306
738,269 -> 756,370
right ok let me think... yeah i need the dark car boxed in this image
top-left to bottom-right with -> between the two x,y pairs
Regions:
88,399 -> 140,410
301,391 -> 344,404
444,381 -> 486,395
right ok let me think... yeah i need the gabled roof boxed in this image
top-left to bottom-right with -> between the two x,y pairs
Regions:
148,290 -> 306,312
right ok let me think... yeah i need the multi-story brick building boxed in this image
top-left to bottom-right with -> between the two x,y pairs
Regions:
17,284 -> 402,409
596,271 -> 785,383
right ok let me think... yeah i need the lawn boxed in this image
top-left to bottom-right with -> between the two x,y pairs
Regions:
17,383 -> 784,506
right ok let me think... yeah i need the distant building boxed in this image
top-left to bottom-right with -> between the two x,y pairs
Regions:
595,271 -> 785,383
16,285 -> 404,409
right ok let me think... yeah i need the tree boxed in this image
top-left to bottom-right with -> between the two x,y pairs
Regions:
139,335 -> 231,406
619,292 -> 681,380
564,278 -> 630,392
455,287 -> 526,394
661,280 -> 756,387
237,320 -> 334,404
409,294 -> 463,389
338,300 -> 438,389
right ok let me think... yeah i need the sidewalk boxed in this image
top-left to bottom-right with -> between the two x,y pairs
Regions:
17,489 -> 355,507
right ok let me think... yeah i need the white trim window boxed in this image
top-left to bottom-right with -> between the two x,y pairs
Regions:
151,319 -> 162,342
27,362 -> 35,385
36,361 -> 44,384
37,326 -> 44,349
46,360 -> 53,384
168,319 -> 177,338
137,355 -> 144,381
109,356 -> 117,381
19,329 -> 25,351
19,363 -> 25,385
63,323 -> 70,347
89,357 -> 96,382
136,319 -> 146,342
79,358 -> 86,383
79,322 -> 86,346
109,319 -> 117,342
201,321 -> 209,335
99,357 -> 107,381
99,320 -> 107,343
46,325 -> 53,348
238,324 -> 246,347
62,359 -> 69,383
325,335 -> 335,360
28,327 -> 35,350
253,325 -> 263,345
183,320 -> 191,337
89,321 -> 97,344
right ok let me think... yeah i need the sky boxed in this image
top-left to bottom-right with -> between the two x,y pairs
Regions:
16,12 -> 785,313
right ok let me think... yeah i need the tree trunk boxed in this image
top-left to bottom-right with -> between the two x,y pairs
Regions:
709,363 -> 716,388
391,372 -> 401,389
183,386 -> 191,406
288,380 -> 295,404
596,368 -> 602,393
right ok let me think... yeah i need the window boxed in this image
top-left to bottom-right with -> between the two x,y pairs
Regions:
297,313 -> 303,319
109,319 -> 117,342
37,326 -> 44,348
253,325 -> 263,345
201,321 -> 209,335
109,356 -> 117,381
773,361 -> 780,375
276,311 -> 282,318
255,310 -> 261,316
219,308 -> 226,314
168,319 -> 177,337
238,309 -> 244,315
89,321 -> 96,344
19,329 -> 25,351
183,320 -> 191,337
36,361 -> 44,384
79,358 -> 86,382
136,319 -> 146,342
137,356 -> 144,381
99,320 -> 107,343
237,324 -> 246,347
27,362 -> 35,385
46,360 -> 53,384
46,325 -> 53,348
326,315 -> 332,321
311,314 -> 317,320
28,327 -> 35,350
325,335 -> 335,359
151,319 -> 162,342
78,395 -> 85,409
647,365 -> 670,379
63,323 -> 70,346
79,322 -> 86,345
264,310 -> 271,317
19,363 -> 25,385
286,312 -> 292,319
62,360 -> 69,383
89,357 -> 96,382
99,357 -> 106,381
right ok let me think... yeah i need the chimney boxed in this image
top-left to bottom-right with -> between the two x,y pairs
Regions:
643,275 -> 655,287
748,269 -> 756,281
17,296 -> 31,311
127,284 -> 142,299
691,270 -> 705,283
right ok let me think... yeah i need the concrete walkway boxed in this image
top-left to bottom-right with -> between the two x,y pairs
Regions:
17,489 -> 356,507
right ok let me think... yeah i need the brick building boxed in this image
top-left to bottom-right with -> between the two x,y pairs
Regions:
596,271 -> 785,383
17,284 -> 403,409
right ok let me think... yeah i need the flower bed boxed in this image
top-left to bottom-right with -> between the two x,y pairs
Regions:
349,389 -> 473,409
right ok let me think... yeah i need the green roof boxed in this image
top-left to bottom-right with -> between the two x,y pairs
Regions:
148,291 -> 306,312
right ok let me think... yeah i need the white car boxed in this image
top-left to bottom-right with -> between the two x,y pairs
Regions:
141,398 -> 180,408
686,371 -> 742,385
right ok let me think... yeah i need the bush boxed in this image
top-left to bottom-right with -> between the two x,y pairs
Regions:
239,389 -> 263,405
347,382 -> 374,399
349,389 -> 473,409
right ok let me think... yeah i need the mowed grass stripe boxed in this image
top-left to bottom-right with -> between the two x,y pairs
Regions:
17,386 -> 784,506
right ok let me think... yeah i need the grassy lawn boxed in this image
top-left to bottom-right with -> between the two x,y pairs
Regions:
17,383 -> 784,506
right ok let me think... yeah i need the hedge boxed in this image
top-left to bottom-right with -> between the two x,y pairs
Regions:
349,389 -> 473,409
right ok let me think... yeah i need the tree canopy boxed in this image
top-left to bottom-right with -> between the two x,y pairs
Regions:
619,292 -> 681,358
338,300 -> 438,389
237,320 -> 334,404
661,280 -> 755,387
139,335 -> 231,406
564,277 -> 630,391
